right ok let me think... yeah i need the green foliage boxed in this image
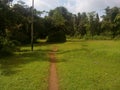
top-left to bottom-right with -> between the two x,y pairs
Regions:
1,1 -> 120,46
52,10 -> 65,26
47,7 -> 67,43
0,1 -> 45,45
0,36 -> 16,57
48,6 -> 75,36
47,30 -> 66,43
10,30 -> 31,44
102,7 -> 120,38
73,12 -> 88,37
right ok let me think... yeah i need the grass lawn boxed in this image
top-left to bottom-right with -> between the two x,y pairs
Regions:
0,44 -> 50,90
55,40 -> 120,90
0,40 -> 120,90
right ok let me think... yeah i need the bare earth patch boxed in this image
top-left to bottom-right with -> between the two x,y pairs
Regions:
48,46 -> 58,90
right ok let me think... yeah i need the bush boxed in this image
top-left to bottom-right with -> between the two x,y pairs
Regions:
10,32 -> 31,44
0,36 -> 17,57
83,34 -> 92,40
47,30 -> 66,43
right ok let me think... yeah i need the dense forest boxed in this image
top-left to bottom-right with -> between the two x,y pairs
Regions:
0,0 -> 120,56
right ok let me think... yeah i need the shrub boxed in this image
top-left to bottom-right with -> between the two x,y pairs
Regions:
0,36 -> 17,57
47,30 -> 66,43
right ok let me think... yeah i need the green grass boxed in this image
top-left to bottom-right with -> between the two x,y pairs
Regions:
0,44 -> 50,90
0,40 -> 120,90
55,40 -> 120,90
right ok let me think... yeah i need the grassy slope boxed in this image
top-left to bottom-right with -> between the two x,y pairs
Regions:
0,45 -> 50,90
56,40 -> 120,90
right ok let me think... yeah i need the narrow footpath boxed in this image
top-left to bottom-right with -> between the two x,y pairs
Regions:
48,47 -> 58,90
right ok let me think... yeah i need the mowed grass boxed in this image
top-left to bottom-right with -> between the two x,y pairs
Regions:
0,40 -> 120,90
0,44 -> 50,90
55,40 -> 120,90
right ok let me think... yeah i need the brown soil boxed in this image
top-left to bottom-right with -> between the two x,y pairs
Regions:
48,47 -> 58,90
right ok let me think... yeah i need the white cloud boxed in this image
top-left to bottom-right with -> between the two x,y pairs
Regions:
13,0 -> 120,16
74,0 -> 120,14
34,0 -> 59,11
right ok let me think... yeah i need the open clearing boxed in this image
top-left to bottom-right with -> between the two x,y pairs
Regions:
0,40 -> 120,90
56,40 -> 120,90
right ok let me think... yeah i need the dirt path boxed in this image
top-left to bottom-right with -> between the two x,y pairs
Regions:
48,47 -> 58,90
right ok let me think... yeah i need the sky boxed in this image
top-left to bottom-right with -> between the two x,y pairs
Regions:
13,0 -> 120,16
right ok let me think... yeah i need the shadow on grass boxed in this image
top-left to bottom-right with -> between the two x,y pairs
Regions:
56,48 -> 89,54
35,41 -> 66,46
56,43 -> 89,54
67,39 -> 86,42
0,50 -> 49,76
55,43 -> 89,63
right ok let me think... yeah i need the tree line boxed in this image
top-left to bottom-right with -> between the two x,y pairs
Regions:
0,0 -> 120,56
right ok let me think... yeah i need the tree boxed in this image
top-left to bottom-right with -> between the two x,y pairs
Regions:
47,9 -> 66,42
88,12 -> 96,37
102,7 -> 120,38
78,12 -> 88,37
114,13 -> 120,37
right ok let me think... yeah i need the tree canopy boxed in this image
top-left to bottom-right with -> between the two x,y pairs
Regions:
0,0 -> 120,55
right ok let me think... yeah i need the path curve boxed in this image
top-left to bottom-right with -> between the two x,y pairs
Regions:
48,47 -> 58,90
